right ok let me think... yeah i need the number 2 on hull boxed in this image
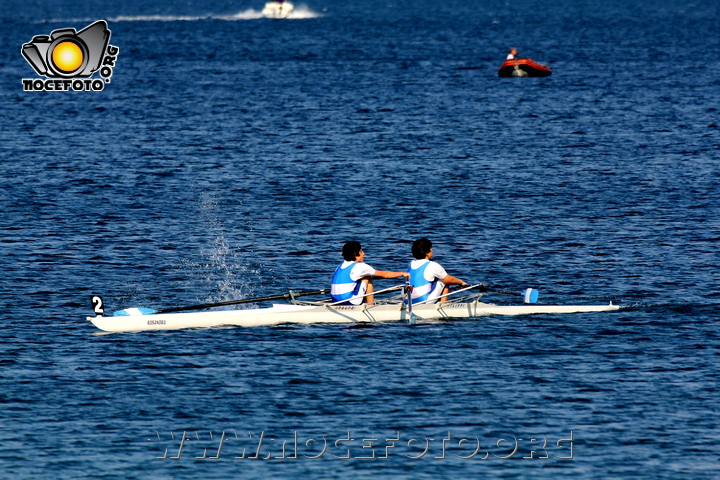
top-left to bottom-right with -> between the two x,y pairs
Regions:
91,296 -> 104,315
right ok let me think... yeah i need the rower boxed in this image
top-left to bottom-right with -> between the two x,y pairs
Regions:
407,238 -> 467,304
331,241 -> 409,305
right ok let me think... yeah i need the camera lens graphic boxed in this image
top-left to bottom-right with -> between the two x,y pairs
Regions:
48,38 -> 88,76
52,41 -> 84,73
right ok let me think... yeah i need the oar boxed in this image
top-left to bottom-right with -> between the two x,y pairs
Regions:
477,285 -> 539,304
112,289 -> 330,316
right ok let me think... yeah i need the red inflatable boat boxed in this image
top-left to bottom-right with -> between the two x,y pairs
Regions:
498,58 -> 552,77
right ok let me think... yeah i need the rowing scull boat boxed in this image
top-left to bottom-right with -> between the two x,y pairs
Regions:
87,286 -> 619,332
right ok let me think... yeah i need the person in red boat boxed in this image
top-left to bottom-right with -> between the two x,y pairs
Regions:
507,47 -> 518,60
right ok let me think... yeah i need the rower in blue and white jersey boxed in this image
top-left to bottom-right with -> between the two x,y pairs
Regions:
331,241 -> 409,305
407,238 -> 467,304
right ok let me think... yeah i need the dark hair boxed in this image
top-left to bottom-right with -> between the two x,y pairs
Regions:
411,238 -> 432,259
342,241 -> 362,261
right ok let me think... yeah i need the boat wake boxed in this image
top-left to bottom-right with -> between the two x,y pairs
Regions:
218,5 -> 321,20
53,5 -> 321,23
615,301 -> 720,317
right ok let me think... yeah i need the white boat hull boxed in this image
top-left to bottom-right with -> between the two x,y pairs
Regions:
262,1 -> 294,18
88,301 -> 619,333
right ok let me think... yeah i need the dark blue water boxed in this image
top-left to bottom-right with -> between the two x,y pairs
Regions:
1,0 -> 719,478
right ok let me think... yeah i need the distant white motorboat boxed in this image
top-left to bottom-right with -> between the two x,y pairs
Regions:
262,0 -> 294,18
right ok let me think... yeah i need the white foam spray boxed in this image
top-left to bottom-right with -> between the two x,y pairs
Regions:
77,5 -> 323,23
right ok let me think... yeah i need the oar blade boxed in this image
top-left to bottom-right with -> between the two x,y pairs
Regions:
523,288 -> 539,304
476,285 -> 539,303
114,307 -> 158,317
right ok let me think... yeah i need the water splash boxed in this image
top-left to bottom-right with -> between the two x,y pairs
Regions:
183,194 -> 256,307
203,232 -> 254,306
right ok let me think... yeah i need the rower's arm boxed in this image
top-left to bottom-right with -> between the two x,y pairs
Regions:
373,270 -> 410,279
441,274 -> 466,286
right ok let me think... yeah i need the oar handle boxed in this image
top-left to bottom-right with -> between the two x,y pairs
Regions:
404,279 -> 415,325
156,289 -> 330,314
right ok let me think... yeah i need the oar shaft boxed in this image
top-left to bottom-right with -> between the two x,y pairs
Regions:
480,287 -> 520,296
156,289 -> 329,314
326,285 -> 403,306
